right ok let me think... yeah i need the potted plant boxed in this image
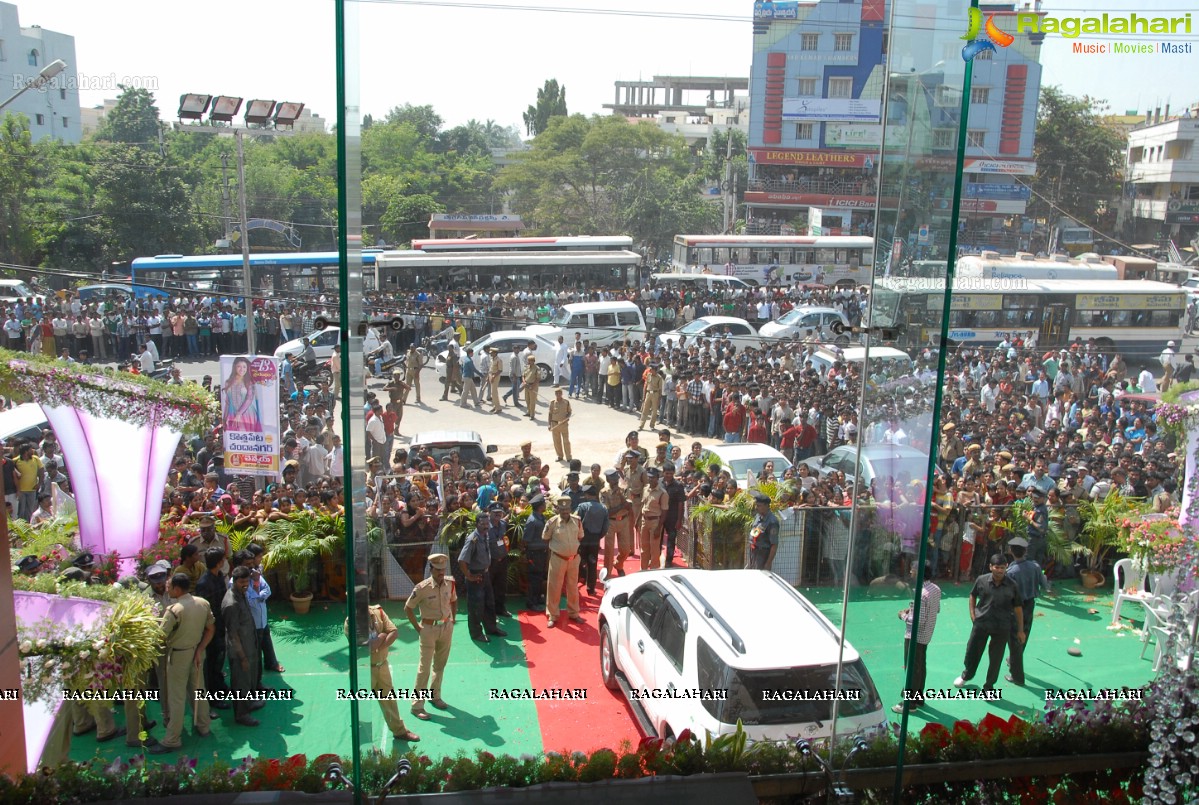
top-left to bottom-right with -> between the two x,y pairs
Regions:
259,511 -> 345,613
994,498 -> 1083,574
691,480 -> 794,570
1077,491 -> 1146,589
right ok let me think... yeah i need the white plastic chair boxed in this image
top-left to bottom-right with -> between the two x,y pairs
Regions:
1112,558 -> 1152,624
1142,595 -> 1172,660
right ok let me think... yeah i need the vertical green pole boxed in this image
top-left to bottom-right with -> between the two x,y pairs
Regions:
334,1 -> 363,800
892,8 -> 977,803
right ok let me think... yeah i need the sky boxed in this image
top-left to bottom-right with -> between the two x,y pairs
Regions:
9,0 -> 1199,133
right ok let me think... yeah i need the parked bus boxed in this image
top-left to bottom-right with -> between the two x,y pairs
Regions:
372,249 -> 641,291
870,277 -> 1184,358
410,235 -> 633,253
670,234 -> 872,287
130,251 -> 381,300
901,253 -> 1118,281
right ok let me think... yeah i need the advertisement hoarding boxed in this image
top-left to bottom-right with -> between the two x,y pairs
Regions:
220,355 -> 281,476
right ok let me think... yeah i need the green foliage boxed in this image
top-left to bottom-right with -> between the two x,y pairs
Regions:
523,79 -> 568,137
94,86 -> 162,145
259,512 -> 345,594
0,113 -> 46,266
500,114 -> 718,253
1078,490 -> 1147,571
995,498 -> 1082,569
1030,86 -> 1126,226
440,507 -> 479,556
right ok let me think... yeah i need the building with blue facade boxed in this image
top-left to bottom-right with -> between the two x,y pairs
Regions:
747,0 -> 1043,251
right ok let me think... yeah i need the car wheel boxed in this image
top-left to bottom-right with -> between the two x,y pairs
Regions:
600,624 -> 619,690
835,334 -> 850,346
537,363 -> 552,383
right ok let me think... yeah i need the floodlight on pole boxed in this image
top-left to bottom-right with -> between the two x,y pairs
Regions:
244,100 -> 275,126
273,102 -> 305,128
0,58 -> 69,112
210,96 -> 243,123
178,93 -> 212,121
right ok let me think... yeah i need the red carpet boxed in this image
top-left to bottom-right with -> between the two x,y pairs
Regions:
521,550 -> 688,753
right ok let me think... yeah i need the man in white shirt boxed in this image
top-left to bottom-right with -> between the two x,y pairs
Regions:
1160,340 -> 1177,392
554,336 -> 569,388
1137,367 -> 1157,393
136,343 -> 156,374
325,436 -> 344,481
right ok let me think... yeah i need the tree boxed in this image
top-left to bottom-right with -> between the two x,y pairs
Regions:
383,104 -> 443,141
94,85 -> 162,146
0,114 -> 44,265
500,114 -> 717,252
1030,86 -> 1125,227
523,79 -> 568,137
90,145 -> 204,263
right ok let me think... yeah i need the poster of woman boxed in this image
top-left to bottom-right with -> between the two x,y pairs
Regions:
219,356 -> 281,476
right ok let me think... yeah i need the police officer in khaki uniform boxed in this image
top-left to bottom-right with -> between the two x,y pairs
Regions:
405,554 -> 456,720
622,450 -> 649,553
149,573 -> 215,753
486,347 -> 503,414
547,388 -> 572,462
600,468 -> 633,579
639,365 -> 664,430
640,466 -> 669,571
145,561 -> 173,732
404,345 -> 423,404
344,586 -> 421,742
543,494 -> 584,628
522,355 -> 541,419
512,440 -> 540,470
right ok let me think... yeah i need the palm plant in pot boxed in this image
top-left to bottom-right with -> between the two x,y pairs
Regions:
691,480 -> 794,570
259,511 -> 345,613
1076,491 -> 1146,589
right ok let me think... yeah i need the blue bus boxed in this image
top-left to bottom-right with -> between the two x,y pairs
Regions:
130,251 -> 380,300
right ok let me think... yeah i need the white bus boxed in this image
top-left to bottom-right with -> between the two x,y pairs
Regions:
870,277 -> 1185,358
905,253 -> 1118,282
410,235 -> 633,253
372,249 -> 641,291
670,234 -> 872,287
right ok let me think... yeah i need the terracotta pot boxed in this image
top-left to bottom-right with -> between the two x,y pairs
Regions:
1080,570 -> 1105,589
290,592 -> 314,614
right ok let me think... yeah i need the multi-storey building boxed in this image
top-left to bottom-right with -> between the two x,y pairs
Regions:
747,0 -> 1043,251
1122,106 -> 1199,246
0,2 -> 80,143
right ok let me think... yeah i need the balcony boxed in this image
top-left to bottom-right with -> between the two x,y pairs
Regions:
747,176 -> 875,196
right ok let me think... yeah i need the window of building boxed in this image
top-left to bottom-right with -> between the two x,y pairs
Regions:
28,49 -> 39,67
0,40 -> 6,61
828,77 -> 853,98
932,129 -> 955,149
970,87 -> 990,104
801,33 -> 820,50
35,114 -> 45,126
967,130 -> 985,148
881,32 -> 888,55
62,117 -> 69,128
834,33 -> 854,52
795,123 -> 814,139
974,47 -> 992,60
59,88 -> 67,100
935,85 -> 961,106
798,77 -> 818,96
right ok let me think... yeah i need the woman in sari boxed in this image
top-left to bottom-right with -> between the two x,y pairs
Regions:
222,357 -> 262,432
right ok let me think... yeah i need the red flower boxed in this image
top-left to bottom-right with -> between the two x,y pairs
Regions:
676,728 -> 692,743
919,722 -> 950,748
951,720 -> 977,738
284,754 -> 307,771
979,713 -> 1011,737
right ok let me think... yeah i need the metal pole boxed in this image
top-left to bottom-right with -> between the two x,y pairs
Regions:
235,129 -> 256,355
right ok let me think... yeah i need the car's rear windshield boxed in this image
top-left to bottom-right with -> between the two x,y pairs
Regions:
727,456 -> 793,479
697,638 -> 881,725
420,444 -> 486,470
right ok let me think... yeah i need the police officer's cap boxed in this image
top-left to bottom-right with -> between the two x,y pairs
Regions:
70,551 -> 95,569
751,491 -> 771,505
1030,487 -> 1047,498
146,562 -> 171,582
566,472 -> 579,479
60,566 -> 88,582
580,483 -> 596,495
645,466 -> 661,477
554,493 -> 572,505
1008,537 -> 1029,548
529,494 -> 545,506
604,468 -> 621,480
428,554 -> 449,570
16,555 -> 40,574
487,502 -> 504,513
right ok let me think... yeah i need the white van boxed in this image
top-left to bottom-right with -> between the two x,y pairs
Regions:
526,301 -> 648,346
0,279 -> 36,301
0,403 -> 50,445
809,345 -> 915,378
650,273 -> 753,292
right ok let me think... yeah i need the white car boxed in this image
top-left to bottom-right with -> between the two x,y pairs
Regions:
657,316 -> 762,351
758,306 -> 852,344
599,569 -> 887,742
703,442 -> 793,483
409,430 -> 497,471
274,327 -> 340,361
434,331 -> 559,383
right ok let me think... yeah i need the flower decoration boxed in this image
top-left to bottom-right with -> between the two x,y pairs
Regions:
0,348 -> 216,437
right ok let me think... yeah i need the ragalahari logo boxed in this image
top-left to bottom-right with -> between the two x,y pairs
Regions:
961,8 -> 1015,61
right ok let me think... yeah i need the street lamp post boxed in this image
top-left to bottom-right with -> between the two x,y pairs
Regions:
0,59 -> 68,112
